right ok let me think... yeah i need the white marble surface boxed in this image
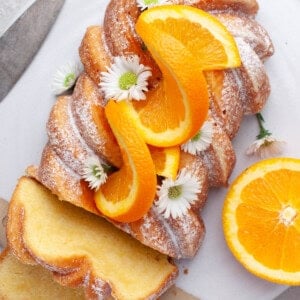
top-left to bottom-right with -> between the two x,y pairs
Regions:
0,0 -> 300,299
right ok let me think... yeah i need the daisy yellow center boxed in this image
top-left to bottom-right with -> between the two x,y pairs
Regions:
144,0 -> 159,5
119,72 -> 138,90
262,139 -> 273,147
92,165 -> 102,178
168,185 -> 182,199
64,73 -> 76,87
191,131 -> 201,142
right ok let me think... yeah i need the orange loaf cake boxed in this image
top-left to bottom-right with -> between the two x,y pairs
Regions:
26,0 -> 274,259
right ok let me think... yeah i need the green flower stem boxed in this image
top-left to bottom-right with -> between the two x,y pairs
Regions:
102,163 -> 117,175
256,113 -> 271,139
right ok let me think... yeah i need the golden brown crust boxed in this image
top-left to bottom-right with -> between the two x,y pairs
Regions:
103,0 -> 162,88
79,26 -> 112,85
200,119 -> 236,187
6,182 -> 35,265
178,152 -> 209,211
206,70 -> 243,139
166,211 -> 206,258
27,144 -> 98,215
214,12 -> 274,60
72,73 -> 122,167
47,96 -> 91,175
7,177 -> 178,300
181,0 -> 259,15
234,38 -> 271,114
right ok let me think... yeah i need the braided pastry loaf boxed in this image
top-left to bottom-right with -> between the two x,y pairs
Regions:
27,0 -> 274,259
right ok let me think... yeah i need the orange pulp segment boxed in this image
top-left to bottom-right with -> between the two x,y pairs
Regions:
223,158 -> 300,285
126,5 -> 241,147
95,100 -> 157,223
138,5 -> 241,70
149,145 -> 180,179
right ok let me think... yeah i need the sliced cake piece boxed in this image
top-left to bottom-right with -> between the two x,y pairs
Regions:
0,249 -> 84,299
28,149 -> 208,259
7,177 -> 178,300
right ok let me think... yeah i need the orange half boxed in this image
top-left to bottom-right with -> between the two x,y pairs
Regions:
223,158 -> 300,285
149,145 -> 180,179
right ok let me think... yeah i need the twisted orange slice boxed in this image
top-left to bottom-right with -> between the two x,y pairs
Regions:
223,158 -> 300,285
149,145 -> 180,179
125,5 -> 241,147
95,100 -> 156,222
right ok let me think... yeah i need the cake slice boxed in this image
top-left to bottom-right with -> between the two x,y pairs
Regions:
6,177 -> 178,300
0,249 -> 84,299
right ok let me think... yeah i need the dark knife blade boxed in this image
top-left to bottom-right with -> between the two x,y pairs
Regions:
0,0 -> 65,102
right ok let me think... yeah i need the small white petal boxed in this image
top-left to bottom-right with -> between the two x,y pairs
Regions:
99,55 -> 152,102
246,136 -> 285,158
181,121 -> 213,155
155,168 -> 201,219
81,156 -> 108,191
136,0 -> 172,10
51,62 -> 82,95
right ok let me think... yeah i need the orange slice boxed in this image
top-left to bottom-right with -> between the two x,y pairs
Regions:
149,145 -> 180,179
223,158 -> 300,285
125,5 -> 241,147
95,100 -> 157,222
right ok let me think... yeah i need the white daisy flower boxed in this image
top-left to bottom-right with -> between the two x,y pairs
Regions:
181,120 -> 213,155
246,113 -> 285,159
99,55 -> 152,102
155,168 -> 201,219
136,0 -> 172,10
246,136 -> 285,159
52,62 -> 82,95
82,156 -> 108,191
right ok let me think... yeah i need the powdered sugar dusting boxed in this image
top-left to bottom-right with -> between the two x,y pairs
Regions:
91,278 -> 111,299
181,0 -> 258,15
199,120 -> 235,187
101,31 -> 113,61
167,211 -> 205,258
37,145 -> 83,201
152,207 -> 181,257
207,69 -> 243,139
218,71 -> 243,137
47,97 -> 101,175
214,12 -> 274,60
72,83 -> 106,156
235,37 -> 271,114
72,75 -> 122,167
83,271 -> 90,286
